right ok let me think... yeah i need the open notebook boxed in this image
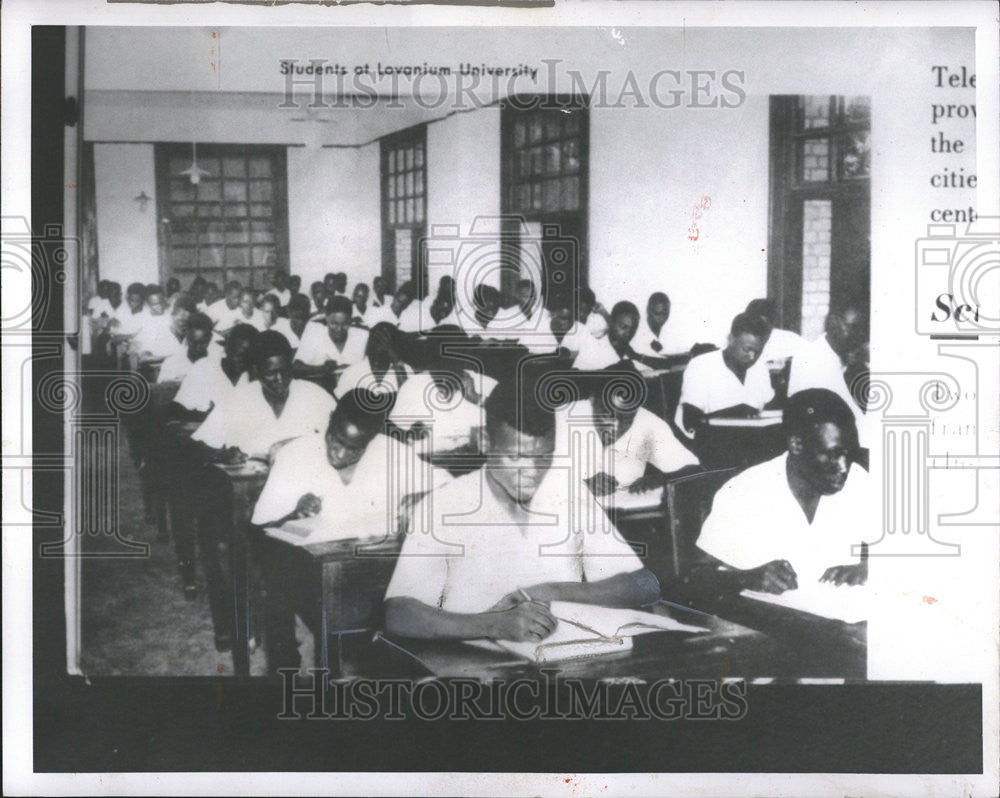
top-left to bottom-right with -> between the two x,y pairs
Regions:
706,409 -> 784,428
597,486 -> 664,512
495,601 -> 708,664
265,514 -> 392,547
740,582 -> 871,624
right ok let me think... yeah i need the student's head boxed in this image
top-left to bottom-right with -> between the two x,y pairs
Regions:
252,330 -> 294,402
391,281 -> 416,316
483,377 -> 556,506
145,285 -> 166,315
608,301 -> 641,349
225,281 -> 242,309
170,294 -> 196,337
431,286 -> 455,324
646,292 -> 671,332
473,284 -> 501,324
578,286 -> 596,320
324,272 -> 337,292
204,282 -> 222,305
745,298 -> 778,331
238,289 -> 256,316
324,389 -> 385,470
260,294 -> 281,327
190,276 -> 208,302
590,361 -> 646,444
310,281 -> 326,305
185,312 -> 214,362
107,281 -> 123,305
125,283 -> 146,312
271,270 -> 288,290
516,278 -> 535,311
784,389 -> 859,496
365,322 -> 402,370
97,279 -> 110,298
287,294 -> 311,330
825,304 -> 867,360
352,282 -> 370,308
165,277 -> 181,297
324,295 -> 353,344
372,275 -> 387,298
724,312 -> 770,370
333,272 -> 348,294
288,274 -> 302,293
548,295 -> 574,337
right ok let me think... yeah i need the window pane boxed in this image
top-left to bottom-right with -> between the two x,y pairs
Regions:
531,182 -> 542,210
197,180 -> 221,202
801,96 -> 831,130
564,113 -> 580,136
414,171 -> 424,195
172,203 -> 195,218
171,180 -> 196,201
397,200 -> 405,224
223,181 -> 247,202
196,204 -> 221,218
514,121 -> 526,148
201,225 -> 225,245
562,140 -> 580,173
201,246 -> 224,267
414,200 -> 424,223
840,131 -> 871,179
542,179 -> 561,211
170,157 -> 190,176
531,147 -> 545,176
225,247 -> 249,267
415,145 -> 424,168
545,117 -> 562,141
252,246 -> 276,267
224,202 -> 247,217
248,157 -> 271,178
405,147 -> 414,170
388,201 -> 396,224
406,198 -> 414,224
388,176 -> 396,199
528,118 -> 543,143
249,203 -> 271,217
800,137 -> 830,182
405,171 -> 414,195
545,143 -> 561,175
561,176 -> 580,211
251,229 -> 274,244
223,157 -> 246,177
397,174 -> 405,197
845,96 -> 871,123
249,180 -> 272,202
171,231 -> 197,247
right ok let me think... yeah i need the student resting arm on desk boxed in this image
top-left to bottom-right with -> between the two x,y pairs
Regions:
168,322 -> 257,423
684,389 -> 871,598
384,375 -> 660,643
293,296 -> 369,383
676,311 -> 775,436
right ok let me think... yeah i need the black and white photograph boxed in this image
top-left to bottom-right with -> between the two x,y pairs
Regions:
3,2 -> 998,796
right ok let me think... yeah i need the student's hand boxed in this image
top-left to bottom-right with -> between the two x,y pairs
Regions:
820,561 -> 867,586
627,473 -> 664,494
485,602 -> 557,642
490,588 -> 552,612
323,360 -> 340,374
587,472 -> 619,496
729,404 -> 760,419
219,446 -> 248,465
295,493 -> 322,519
743,559 -> 798,594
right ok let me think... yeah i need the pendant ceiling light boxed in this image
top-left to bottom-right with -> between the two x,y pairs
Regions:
180,142 -> 210,185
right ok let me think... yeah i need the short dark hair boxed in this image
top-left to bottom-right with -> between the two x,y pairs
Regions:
252,329 -> 293,369
610,300 -> 640,321
784,388 -> 858,445
329,389 -> 387,439
260,293 -> 281,309
396,280 -> 416,299
145,283 -> 164,298
484,373 -> 556,440
745,298 -> 777,323
288,294 -> 311,315
474,284 -> 500,306
730,311 -> 771,339
225,280 -> 242,293
126,282 -> 146,298
579,286 -> 596,306
326,295 -> 353,317
648,291 -> 670,307
172,293 -> 197,315
227,322 -> 259,351
187,312 -> 214,336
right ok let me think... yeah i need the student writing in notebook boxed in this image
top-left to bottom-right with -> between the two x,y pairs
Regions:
384,374 -> 660,643
686,389 -> 872,598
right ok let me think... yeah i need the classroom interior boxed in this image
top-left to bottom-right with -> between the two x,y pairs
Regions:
73,27 -> 872,678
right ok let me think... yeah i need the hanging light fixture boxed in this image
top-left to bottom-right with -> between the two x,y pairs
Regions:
133,190 -> 152,211
180,142 -> 210,185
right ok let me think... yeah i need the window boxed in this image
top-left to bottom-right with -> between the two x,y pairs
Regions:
380,127 -> 427,294
501,97 -> 589,304
155,144 -> 289,289
768,96 -> 871,338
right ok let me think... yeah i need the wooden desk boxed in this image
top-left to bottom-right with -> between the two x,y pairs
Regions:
261,533 -> 403,677
695,416 -> 785,470
370,601 -> 864,682
204,460 -> 269,675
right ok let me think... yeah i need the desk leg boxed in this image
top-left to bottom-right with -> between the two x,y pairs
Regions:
229,487 -> 252,677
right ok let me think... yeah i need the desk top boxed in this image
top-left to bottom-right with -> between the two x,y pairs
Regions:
706,411 -> 783,428
209,458 -> 270,482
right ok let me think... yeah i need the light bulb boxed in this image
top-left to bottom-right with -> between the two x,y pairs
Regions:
190,172 -> 201,185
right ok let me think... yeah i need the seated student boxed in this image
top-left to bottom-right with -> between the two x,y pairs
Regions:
258,294 -> 283,331
308,281 -> 328,317
744,298 -> 806,363
334,322 -> 412,400
350,282 -> 371,327
397,279 -> 443,334
287,274 -> 303,305
170,323 -> 257,420
227,288 -> 267,332
632,292 -> 674,360
445,283 -> 501,338
110,281 -> 149,340
371,275 -> 390,308
157,311 -> 214,384
573,300 -> 642,371
197,281 -> 222,314
294,296 -> 370,386
133,285 -> 191,362
332,271 -> 348,297
688,389 -> 872,597
164,277 -> 182,311
383,377 -> 660,642
206,281 -> 243,332
429,276 -> 456,329
570,362 -> 700,498
86,279 -> 113,320
579,286 -> 609,339
270,294 -> 310,350
788,304 -> 870,444
676,311 -> 775,435
510,277 -> 550,334
192,330 -> 336,463
267,269 -> 291,308
366,281 -> 416,328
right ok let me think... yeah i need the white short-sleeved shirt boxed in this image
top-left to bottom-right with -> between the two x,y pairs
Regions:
563,405 -> 699,486
697,452 -> 873,584
573,333 -> 627,371
385,469 -> 645,613
585,312 -> 609,339
389,372 -> 486,451
397,300 -> 438,334
676,348 -> 774,428
294,324 -> 369,368
268,288 -> 291,307
113,307 -> 149,337
88,296 -> 113,317
172,357 -> 249,413
157,350 -> 198,384
251,431 -> 445,530
206,300 -> 243,330
134,313 -> 185,359
269,317 -> 304,350
632,320 -> 673,360
191,378 -> 336,458
365,303 -> 402,328
334,357 -> 412,400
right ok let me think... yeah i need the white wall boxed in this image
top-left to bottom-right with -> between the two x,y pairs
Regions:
287,145 -> 381,288
589,99 -> 771,349
425,107 -> 503,295
93,144 -> 160,286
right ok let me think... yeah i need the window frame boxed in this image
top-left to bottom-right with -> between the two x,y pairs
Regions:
379,124 -> 428,295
